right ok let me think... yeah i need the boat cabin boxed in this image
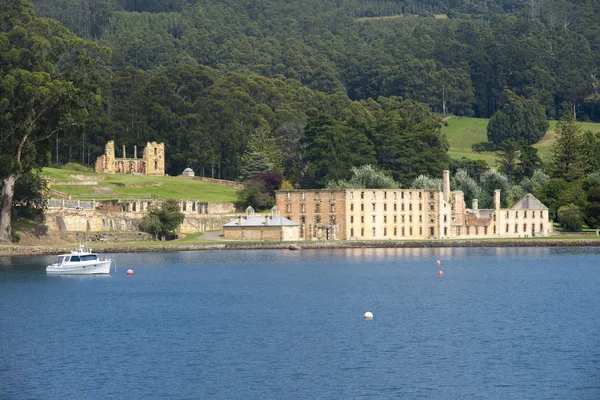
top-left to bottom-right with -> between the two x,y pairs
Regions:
56,254 -> 99,264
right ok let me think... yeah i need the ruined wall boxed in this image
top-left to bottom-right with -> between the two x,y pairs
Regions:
223,226 -> 299,241
103,200 -> 236,215
95,140 -> 164,176
95,140 -> 116,174
44,209 -> 235,234
276,189 -> 346,240
143,142 -> 165,176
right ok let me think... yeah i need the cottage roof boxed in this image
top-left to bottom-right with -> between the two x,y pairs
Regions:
223,215 -> 300,227
511,193 -> 548,210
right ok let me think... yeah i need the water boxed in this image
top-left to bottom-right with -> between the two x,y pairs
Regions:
1,247 -> 599,399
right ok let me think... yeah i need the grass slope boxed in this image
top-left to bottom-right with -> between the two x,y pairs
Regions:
442,117 -> 600,165
44,168 -> 239,202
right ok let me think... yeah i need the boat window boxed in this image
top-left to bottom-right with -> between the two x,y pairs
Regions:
64,256 -> 71,262
80,255 -> 98,261
70,256 -> 81,262
57,256 -> 65,264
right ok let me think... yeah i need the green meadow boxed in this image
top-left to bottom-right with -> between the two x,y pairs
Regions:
442,117 -> 600,165
43,168 -> 239,202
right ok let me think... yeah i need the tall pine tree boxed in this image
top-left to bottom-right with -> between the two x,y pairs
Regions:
550,114 -> 585,182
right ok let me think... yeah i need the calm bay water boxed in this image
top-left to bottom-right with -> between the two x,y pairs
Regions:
1,247 -> 599,399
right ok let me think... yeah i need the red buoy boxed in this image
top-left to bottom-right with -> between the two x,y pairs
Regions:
436,260 -> 441,265
127,269 -> 134,276
438,270 -> 443,276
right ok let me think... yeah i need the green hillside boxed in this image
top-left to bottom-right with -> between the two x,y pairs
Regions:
442,117 -> 600,165
44,168 -> 239,202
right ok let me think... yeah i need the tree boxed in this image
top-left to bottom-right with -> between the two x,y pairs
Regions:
550,113 -> 585,181
487,90 -> 549,146
495,140 -> 520,184
239,151 -> 271,181
450,158 -> 490,182
557,204 -> 583,232
581,130 -> 600,173
518,146 -> 542,179
12,171 -> 46,220
479,169 -> 509,208
584,186 -> 600,229
371,99 -> 449,187
520,169 -> 550,194
236,176 -> 278,210
140,199 -> 184,240
0,0 -> 108,241
452,169 -> 485,209
411,175 -> 442,190
328,165 -> 398,189
242,119 -> 285,173
300,114 -> 375,188
300,114 -> 349,188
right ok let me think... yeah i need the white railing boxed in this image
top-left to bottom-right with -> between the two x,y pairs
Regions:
48,199 -> 94,210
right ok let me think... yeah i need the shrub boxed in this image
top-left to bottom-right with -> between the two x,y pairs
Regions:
471,142 -> 496,153
236,180 -> 274,210
584,203 -> 600,229
557,204 -> 583,232
62,162 -> 93,172
11,231 -> 20,243
140,199 -> 185,240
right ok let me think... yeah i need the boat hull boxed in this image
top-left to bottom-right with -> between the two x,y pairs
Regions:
46,260 -> 112,275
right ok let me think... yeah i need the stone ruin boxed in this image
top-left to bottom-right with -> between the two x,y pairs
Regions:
95,140 -> 165,176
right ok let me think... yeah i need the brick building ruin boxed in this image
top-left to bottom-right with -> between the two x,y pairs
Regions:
276,170 -> 553,241
95,140 -> 165,176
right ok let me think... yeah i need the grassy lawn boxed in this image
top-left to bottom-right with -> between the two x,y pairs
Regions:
42,168 -> 97,181
442,117 -> 600,165
442,117 -> 495,164
44,167 -> 239,202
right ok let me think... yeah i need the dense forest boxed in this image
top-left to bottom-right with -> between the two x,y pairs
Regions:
23,0 -> 600,181
3,0 -> 600,176
4,0 -> 600,179
33,0 -> 600,119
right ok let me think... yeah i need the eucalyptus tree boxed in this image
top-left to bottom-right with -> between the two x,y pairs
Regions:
0,0 -> 108,241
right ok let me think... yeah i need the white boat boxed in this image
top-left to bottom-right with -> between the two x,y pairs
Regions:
46,245 -> 113,275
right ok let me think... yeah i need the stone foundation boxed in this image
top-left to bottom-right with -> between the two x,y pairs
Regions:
44,209 -> 234,234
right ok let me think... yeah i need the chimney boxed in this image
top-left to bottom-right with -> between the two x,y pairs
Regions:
494,190 -> 501,211
134,145 -> 137,159
238,216 -> 242,226
265,216 -> 270,225
122,145 -> 126,159
472,199 -> 478,211
443,170 -> 450,202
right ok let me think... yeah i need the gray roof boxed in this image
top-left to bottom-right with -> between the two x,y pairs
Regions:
183,167 -> 194,172
511,193 -> 548,210
224,215 -> 300,227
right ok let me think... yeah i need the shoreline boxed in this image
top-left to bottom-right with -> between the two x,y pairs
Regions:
2,238 -> 600,257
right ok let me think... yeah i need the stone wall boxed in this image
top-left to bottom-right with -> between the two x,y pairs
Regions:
223,226 -> 300,241
95,140 -> 165,176
143,142 -> 165,176
102,200 -> 236,215
50,180 -> 99,186
44,209 -> 234,234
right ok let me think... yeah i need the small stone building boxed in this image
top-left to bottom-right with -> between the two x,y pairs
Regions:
95,140 -> 165,176
223,206 -> 300,241
181,167 -> 195,177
